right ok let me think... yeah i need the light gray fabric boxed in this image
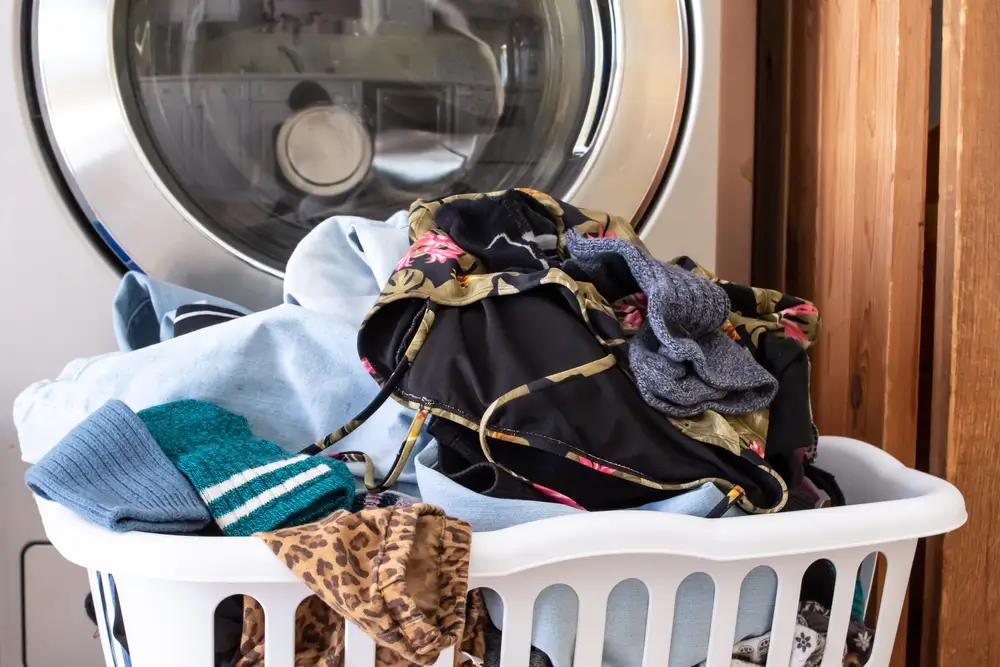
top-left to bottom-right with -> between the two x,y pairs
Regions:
112,272 -> 251,352
17,215 -> 432,487
566,231 -> 778,417
283,211 -> 411,326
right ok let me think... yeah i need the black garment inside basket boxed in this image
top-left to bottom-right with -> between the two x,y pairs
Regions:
363,286 -> 786,511
306,190 -> 789,513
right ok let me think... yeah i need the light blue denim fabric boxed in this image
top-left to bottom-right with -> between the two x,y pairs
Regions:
283,211 -> 411,326
14,305 -> 432,486
415,444 -> 777,667
111,272 -> 251,351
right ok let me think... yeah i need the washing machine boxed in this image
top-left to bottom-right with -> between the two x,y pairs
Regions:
0,0 -> 757,664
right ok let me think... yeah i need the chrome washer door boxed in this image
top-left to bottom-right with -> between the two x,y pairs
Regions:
29,0 -> 686,302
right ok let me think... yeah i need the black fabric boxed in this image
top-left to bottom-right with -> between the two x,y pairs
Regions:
84,592 -> 96,627
172,304 -> 247,338
433,190 -> 563,272
368,286 -> 785,511
431,419 -> 551,502
112,591 -> 127,653
754,335 -> 814,487
353,191 -> 791,512
214,596 -> 246,667
782,489 -> 822,513
805,463 -> 846,507
83,586 -> 128,652
435,190 -> 639,300
433,418 -> 692,509
783,464 -> 846,514
800,560 -> 837,610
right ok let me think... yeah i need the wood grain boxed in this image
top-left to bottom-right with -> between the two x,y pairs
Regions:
782,1 -> 932,664
926,0 -> 1000,664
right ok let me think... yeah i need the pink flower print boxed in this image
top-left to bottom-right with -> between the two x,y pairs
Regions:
416,231 -> 464,263
780,319 -> 807,342
532,483 -> 585,510
394,231 -> 465,271
577,455 -> 618,475
586,226 -> 617,239
394,254 -> 414,272
360,357 -> 376,376
624,309 -> 645,329
781,302 -> 819,317
749,440 -> 765,458
615,292 -> 648,330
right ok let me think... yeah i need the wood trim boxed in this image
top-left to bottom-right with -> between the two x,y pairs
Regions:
781,1 -> 932,664
925,0 -> 1000,663
915,124 -> 941,667
751,0 -> 791,290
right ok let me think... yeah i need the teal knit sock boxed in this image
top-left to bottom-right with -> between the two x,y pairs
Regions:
139,400 -> 354,536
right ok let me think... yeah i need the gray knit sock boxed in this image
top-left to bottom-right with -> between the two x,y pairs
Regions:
566,231 -> 778,416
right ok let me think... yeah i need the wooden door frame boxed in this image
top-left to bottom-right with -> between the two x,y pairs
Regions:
922,0 -> 1000,664
754,1 -> 932,665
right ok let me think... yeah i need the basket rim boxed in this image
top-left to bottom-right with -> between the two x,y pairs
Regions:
33,437 -> 966,583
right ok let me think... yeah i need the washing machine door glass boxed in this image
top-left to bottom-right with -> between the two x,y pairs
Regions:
31,0 -> 687,287
120,0 -> 600,269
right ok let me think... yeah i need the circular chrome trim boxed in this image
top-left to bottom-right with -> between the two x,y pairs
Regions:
563,0 -> 688,224
32,0 -> 686,293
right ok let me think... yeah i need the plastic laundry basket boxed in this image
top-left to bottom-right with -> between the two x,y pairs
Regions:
34,437 -> 966,667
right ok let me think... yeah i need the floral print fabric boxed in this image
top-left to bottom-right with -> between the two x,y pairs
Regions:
323,189 -> 791,513
394,231 -> 465,271
695,600 -> 874,667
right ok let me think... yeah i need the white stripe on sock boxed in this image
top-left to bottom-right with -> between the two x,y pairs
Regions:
173,309 -> 243,324
215,465 -> 331,530
201,455 -> 310,503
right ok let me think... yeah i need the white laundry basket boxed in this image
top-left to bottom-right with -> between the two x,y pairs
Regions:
35,437 -> 966,667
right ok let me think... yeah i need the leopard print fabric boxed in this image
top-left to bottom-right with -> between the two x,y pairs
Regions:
235,505 -> 483,667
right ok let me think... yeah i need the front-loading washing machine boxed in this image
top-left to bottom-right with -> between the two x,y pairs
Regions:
0,0 -> 757,664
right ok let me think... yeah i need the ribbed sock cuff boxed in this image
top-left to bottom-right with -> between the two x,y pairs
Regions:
203,456 -> 356,536
25,400 -> 210,533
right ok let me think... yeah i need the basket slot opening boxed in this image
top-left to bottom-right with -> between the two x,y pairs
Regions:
667,572 -> 714,667
214,595 -> 247,666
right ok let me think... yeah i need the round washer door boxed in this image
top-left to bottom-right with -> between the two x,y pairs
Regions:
29,0 -> 687,308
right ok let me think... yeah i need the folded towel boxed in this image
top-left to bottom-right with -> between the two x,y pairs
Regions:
25,400 -> 210,533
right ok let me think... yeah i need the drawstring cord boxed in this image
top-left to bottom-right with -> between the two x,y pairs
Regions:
301,356 -> 411,456
477,353 -> 618,481
706,486 -> 745,519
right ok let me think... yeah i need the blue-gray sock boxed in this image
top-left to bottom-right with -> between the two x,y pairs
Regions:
25,400 -> 211,533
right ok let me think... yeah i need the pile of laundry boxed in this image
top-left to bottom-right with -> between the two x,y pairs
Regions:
17,189 -> 873,667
